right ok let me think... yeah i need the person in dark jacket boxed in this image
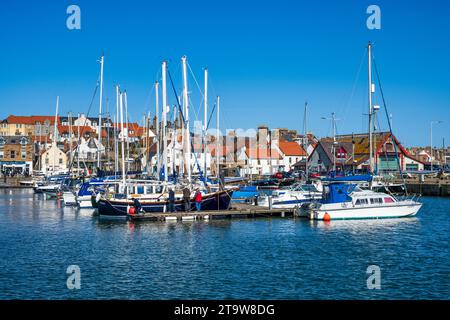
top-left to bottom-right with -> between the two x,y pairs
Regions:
183,186 -> 191,212
133,198 -> 142,214
168,188 -> 175,212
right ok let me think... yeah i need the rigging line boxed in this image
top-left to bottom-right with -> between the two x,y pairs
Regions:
206,103 -> 216,130
167,68 -> 206,185
341,48 -> 367,122
143,81 -> 156,116
144,67 -> 162,114
68,82 -> 99,171
186,61 -> 207,121
204,72 -> 229,128
186,61 -> 205,100
373,57 -> 408,195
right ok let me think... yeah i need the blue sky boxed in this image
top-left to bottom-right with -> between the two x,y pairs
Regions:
0,0 -> 449,147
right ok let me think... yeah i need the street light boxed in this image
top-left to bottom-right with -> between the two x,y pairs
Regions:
430,120 -> 443,171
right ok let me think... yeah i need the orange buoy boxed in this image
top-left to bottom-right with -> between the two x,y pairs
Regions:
129,207 -> 136,215
323,212 -> 331,221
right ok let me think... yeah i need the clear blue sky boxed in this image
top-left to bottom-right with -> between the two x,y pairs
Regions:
0,0 -> 449,147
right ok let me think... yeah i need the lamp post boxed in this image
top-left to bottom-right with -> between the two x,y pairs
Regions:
430,120 -> 443,171
322,113 -> 339,173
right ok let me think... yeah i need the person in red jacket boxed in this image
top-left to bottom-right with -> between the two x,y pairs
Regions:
194,189 -> 202,211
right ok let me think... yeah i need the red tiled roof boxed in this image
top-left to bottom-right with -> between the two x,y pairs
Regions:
278,140 -> 307,156
6,115 -> 60,125
57,125 -> 94,136
245,147 -> 282,160
113,122 -> 144,137
30,135 -> 52,143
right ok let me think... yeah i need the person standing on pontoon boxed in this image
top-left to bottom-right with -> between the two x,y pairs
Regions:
194,189 -> 202,211
183,186 -> 191,212
168,188 -> 175,212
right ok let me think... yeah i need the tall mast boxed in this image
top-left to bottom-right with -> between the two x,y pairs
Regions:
53,96 -> 59,173
155,81 -> 160,177
77,113 -> 80,172
124,91 -> 130,173
303,102 -> 308,180
216,95 -> 220,182
68,112 -> 73,167
162,61 -> 168,182
181,56 -> 191,183
173,106 -> 177,176
368,42 -> 374,173
119,90 -> 126,187
332,112 -> 336,173
114,85 -> 119,175
204,68 -> 208,179
97,53 -> 104,169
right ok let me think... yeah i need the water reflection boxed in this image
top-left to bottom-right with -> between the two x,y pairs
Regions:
310,216 -> 421,234
0,189 -> 448,299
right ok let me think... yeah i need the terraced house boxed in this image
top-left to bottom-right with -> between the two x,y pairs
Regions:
0,115 -> 60,137
0,135 -> 34,176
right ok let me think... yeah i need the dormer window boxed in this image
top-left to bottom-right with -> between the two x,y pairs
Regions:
335,146 -> 347,159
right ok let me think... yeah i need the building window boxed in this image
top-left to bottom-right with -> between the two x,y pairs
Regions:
10,150 -> 15,159
45,158 -> 49,164
406,163 -> 418,171
59,158 -> 63,164
385,143 -> 395,152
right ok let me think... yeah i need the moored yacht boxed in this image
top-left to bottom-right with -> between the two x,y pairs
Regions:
258,182 -> 322,209
97,181 -> 234,218
300,181 -> 422,220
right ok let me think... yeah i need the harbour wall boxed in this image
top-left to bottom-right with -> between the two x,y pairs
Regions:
406,182 -> 450,197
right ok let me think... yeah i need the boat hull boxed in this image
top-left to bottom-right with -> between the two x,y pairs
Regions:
98,190 -> 234,218
62,192 -> 77,206
77,195 -> 94,209
313,203 -> 422,220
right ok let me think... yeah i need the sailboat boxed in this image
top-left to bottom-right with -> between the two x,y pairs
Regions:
301,42 -> 422,220
97,57 -> 234,218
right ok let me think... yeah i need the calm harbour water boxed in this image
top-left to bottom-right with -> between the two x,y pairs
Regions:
0,189 -> 448,300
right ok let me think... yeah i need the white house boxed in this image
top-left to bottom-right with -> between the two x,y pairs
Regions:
40,143 -> 68,174
274,140 -> 308,171
237,145 -> 282,176
74,113 -> 93,129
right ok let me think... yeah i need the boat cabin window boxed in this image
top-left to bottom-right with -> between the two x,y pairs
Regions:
145,186 -> 153,194
384,197 -> 395,203
298,184 -> 319,192
370,198 -> 383,204
355,198 -> 368,206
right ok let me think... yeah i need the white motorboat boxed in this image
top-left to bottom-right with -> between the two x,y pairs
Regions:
34,184 -> 61,194
300,182 -> 422,220
258,182 -> 322,209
